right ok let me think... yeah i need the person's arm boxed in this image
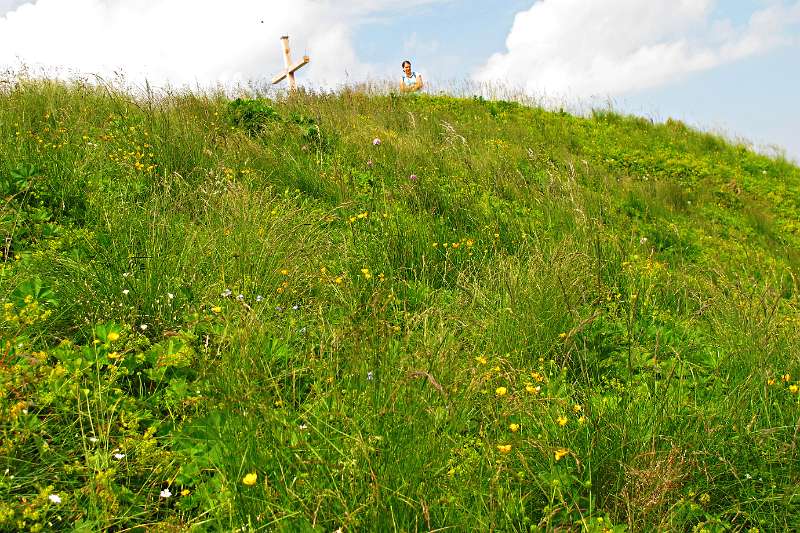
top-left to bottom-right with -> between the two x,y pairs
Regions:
414,74 -> 424,91
399,79 -> 408,93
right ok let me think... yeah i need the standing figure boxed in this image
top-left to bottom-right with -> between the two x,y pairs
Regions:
400,60 -> 423,93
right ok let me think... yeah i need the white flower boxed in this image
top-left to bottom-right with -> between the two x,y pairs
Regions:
167,292 -> 174,299
256,295 -> 264,302
139,324 -> 148,331
299,423 -> 308,430
89,437 -> 98,443
122,289 -> 130,295
221,289 -> 232,297
237,294 -> 245,300
160,488 -> 172,498
113,453 -> 126,459
367,371 -> 374,381
48,494 -> 62,504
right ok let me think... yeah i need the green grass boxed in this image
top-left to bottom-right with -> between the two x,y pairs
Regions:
2,79 -> 800,532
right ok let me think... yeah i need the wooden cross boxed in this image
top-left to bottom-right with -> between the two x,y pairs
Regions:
271,35 -> 310,91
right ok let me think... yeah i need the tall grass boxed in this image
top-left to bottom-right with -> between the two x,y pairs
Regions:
1,78 -> 800,531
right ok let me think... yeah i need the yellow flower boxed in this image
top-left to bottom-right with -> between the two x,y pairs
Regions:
211,306 -> 222,313
334,277 -> 343,284
572,404 -> 582,413
361,268 -> 372,279
526,384 -> 540,394
475,356 -> 488,365
107,332 -> 120,342
767,378 -> 776,385
782,373 -> 791,382
578,415 -> 587,425
790,385 -> 799,394
497,444 -> 512,454
280,269 -> 289,276
557,416 -> 568,427
181,489 -> 191,496
242,472 -> 258,486
495,387 -> 508,397
357,211 -> 368,219
509,423 -> 520,433
554,448 -> 569,461
558,332 -> 567,339
531,371 -> 545,382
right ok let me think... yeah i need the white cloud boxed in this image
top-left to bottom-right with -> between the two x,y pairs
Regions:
0,0 -> 445,89
474,0 -> 800,99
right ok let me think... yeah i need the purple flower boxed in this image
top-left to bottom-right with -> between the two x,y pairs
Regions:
372,138 -> 381,146
409,174 -> 418,181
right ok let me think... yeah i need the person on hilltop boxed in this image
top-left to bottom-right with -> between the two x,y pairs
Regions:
400,60 -> 423,93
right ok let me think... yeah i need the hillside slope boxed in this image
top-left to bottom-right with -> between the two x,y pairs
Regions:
2,80 -> 800,531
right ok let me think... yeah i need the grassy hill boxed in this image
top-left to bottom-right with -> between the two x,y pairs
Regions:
2,79 -> 800,532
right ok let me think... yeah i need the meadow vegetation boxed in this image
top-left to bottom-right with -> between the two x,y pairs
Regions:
1,78 -> 800,532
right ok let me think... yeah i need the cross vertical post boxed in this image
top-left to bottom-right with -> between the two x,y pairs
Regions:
281,36 -> 295,90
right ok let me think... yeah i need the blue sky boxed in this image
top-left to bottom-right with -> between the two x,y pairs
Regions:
1,0 -> 798,161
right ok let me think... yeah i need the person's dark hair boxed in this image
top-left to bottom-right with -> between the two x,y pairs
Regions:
401,60 -> 411,68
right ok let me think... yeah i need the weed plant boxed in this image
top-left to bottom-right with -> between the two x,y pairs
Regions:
1,79 -> 800,532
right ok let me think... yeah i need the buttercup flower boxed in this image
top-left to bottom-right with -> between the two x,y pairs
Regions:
554,448 -> 569,461
242,472 -> 258,486
509,423 -> 520,433
557,416 -> 568,427
495,386 -> 508,397
107,332 -> 120,342
497,444 -> 512,454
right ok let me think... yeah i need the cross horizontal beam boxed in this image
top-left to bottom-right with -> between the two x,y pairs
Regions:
271,56 -> 310,84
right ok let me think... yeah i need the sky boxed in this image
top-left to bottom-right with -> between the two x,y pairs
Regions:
1,0 -> 798,161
